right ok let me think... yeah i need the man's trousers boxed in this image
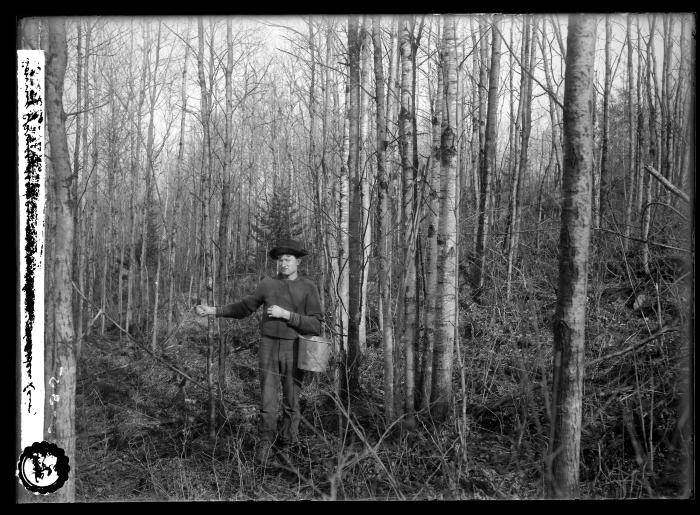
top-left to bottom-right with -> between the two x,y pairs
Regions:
258,336 -> 304,444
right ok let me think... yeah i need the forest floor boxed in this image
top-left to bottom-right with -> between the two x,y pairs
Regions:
74,243 -> 692,501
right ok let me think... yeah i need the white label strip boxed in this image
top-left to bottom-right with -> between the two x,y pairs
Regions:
18,49 -> 46,450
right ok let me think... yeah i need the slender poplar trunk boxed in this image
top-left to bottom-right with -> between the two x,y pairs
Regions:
473,15 -> 502,300
421,20 -> 443,411
473,18 -> 488,251
358,19 -> 371,354
337,67 -> 351,409
398,16 -> 417,427
469,19 -> 480,215
45,17 -> 76,502
635,17 -> 645,218
71,21 -> 83,339
76,23 -> 91,353
599,15 -> 612,228
641,15 -> 659,275
546,14 -> 596,499
216,19 -> 234,405
431,16 -> 458,421
372,17 -> 395,422
168,29 -> 189,333
141,22 -> 161,339
197,18 -> 216,440
505,16 -> 533,300
540,20 -> 563,192
151,188 -> 168,351
347,15 -> 362,399
661,15 -> 673,194
623,14 -> 636,253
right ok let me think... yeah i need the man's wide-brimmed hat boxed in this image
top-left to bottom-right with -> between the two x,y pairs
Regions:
268,239 -> 308,260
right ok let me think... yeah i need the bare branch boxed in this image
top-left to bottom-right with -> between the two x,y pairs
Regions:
494,22 -> 564,110
644,164 -> 690,202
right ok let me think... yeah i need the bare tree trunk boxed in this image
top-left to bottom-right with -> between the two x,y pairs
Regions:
125,167 -> 138,335
218,19 -> 234,299
124,29 -> 137,335
641,15 -> 659,275
71,21 -> 83,339
622,14 -> 636,253
168,28 -> 189,333
117,216 -> 126,330
649,16 -> 662,201
322,22 -> 339,334
682,17 -> 695,497
76,22 -> 91,354
337,67 -> 351,409
546,14 -> 596,499
386,18 -> 403,419
372,17 -> 395,422
398,16 -> 418,428
100,81 -> 114,337
308,17 -> 327,327
473,17 -> 489,250
505,16 -> 534,300
216,19 -> 235,408
671,17 -> 687,194
385,19 -> 398,147
473,15 -> 502,300
506,20 -> 517,246
347,15 -> 362,399
599,15 -> 612,228
151,188 -> 168,351
127,23 -> 146,336
42,16 -> 57,443
512,20 -> 537,261
358,19 -> 372,354
677,16 -> 691,190
455,21 -> 466,216
535,140 -> 552,252
197,18 -> 216,440
591,75 -> 599,230
661,14 -> 673,194
421,19 -> 442,411
539,20 -> 563,191
40,170 -> 58,503
409,20 -> 423,406
469,19 -> 480,214
635,17 -> 645,218
140,22 -> 161,339
86,147 -> 97,331
431,16 -> 458,421
478,17 -> 488,178
45,17 -> 76,502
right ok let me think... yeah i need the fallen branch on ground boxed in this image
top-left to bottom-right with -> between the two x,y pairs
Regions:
587,325 -> 679,367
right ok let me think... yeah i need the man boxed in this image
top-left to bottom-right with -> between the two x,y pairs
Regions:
195,239 -> 322,466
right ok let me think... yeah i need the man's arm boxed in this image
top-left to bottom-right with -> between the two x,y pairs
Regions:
216,282 -> 265,318
195,280 -> 265,319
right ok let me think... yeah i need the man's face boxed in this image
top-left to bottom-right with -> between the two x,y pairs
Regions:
278,254 -> 300,277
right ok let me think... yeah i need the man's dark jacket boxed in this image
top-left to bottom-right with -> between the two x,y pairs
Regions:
215,275 -> 322,339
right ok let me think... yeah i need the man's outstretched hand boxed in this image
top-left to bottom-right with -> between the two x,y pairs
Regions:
195,305 -> 216,317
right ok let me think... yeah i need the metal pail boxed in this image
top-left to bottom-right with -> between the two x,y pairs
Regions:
297,335 -> 332,372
